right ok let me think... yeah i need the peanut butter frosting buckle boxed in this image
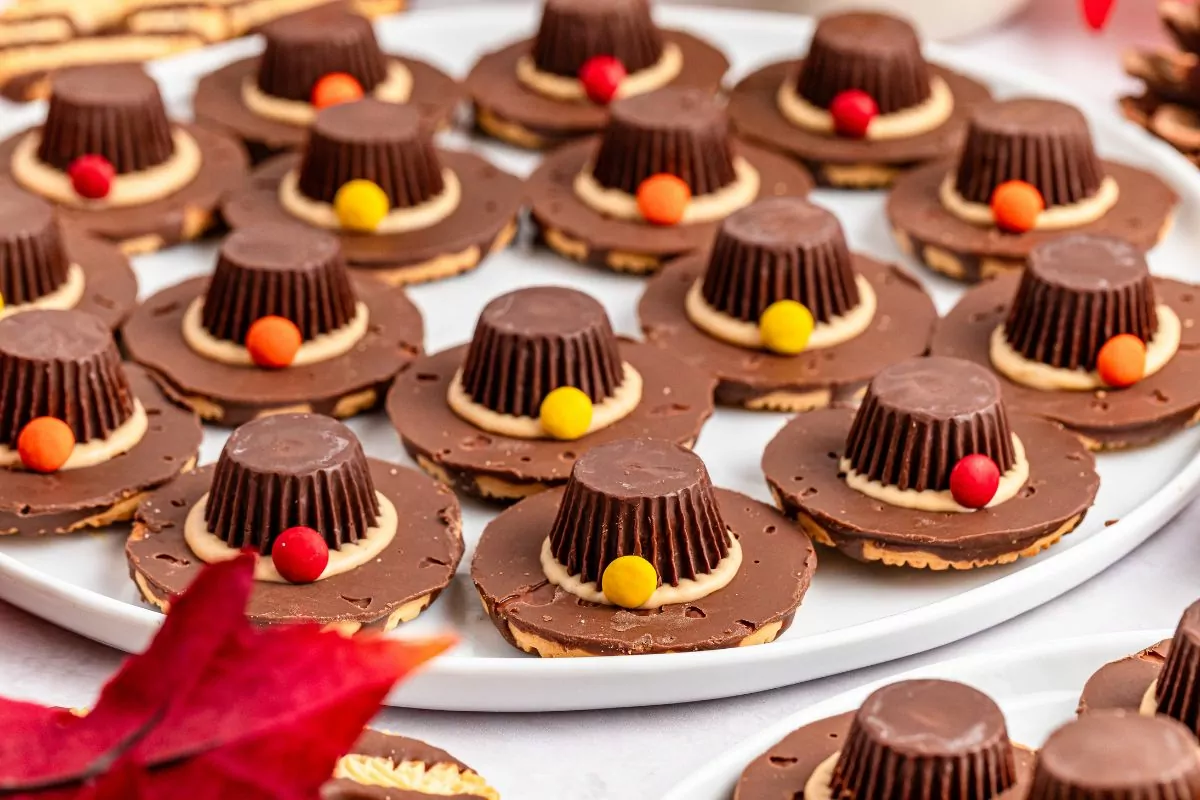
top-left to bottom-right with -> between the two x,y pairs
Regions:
322,730 -> 498,799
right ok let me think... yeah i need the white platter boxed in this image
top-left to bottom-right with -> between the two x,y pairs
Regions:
0,6 -> 1198,712
661,629 -> 1174,800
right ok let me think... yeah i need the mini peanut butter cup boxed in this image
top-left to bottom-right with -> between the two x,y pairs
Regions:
256,11 -> 388,103
0,189 -> 69,306
1153,600 -> 1200,733
531,0 -> 664,77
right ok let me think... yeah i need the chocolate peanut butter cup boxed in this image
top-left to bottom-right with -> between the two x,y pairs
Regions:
322,730 -> 498,800
932,235 -> 1200,449
388,285 -> 716,503
128,413 -> 463,631
257,10 -> 389,102
0,309 -> 201,536
222,100 -> 522,285
764,356 -> 1099,569
532,0 -> 663,77
472,438 -> 816,656
639,197 -> 937,410
123,223 -> 424,426
888,98 -> 1178,283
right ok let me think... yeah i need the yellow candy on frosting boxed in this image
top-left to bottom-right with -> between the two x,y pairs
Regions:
539,386 -> 593,440
0,291 -> 5,312
602,555 -> 658,608
334,180 -> 390,232
759,300 -> 814,355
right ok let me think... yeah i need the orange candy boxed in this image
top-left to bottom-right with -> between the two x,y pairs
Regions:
18,417 -> 75,473
1097,334 -> 1146,388
311,73 -> 364,110
247,316 -> 302,369
636,174 -> 691,226
990,180 -> 1045,234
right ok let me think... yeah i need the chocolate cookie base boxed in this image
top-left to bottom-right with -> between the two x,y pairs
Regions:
122,274 -> 424,427
1078,639 -> 1169,715
471,485 -> 816,656
55,226 -> 139,329
222,149 -> 522,285
322,730 -> 486,800
888,159 -> 1178,283
638,253 -> 936,410
727,61 -> 992,189
932,274 -> 1200,449
763,409 -> 1099,569
0,366 -> 201,536
194,55 -> 462,164
128,459 -> 463,630
528,138 -> 814,273
465,31 -> 729,150
0,123 -> 249,255
386,341 -> 716,503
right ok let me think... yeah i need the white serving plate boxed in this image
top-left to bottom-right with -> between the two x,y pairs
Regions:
0,6 -> 1198,712
661,629 -> 1174,800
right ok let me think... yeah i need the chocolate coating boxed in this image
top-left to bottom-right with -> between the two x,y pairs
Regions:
1154,600 -> 1200,734
531,0 -> 664,76
1078,640 -> 1169,716
0,185 -> 69,304
322,730 -> 480,800
256,10 -> 388,101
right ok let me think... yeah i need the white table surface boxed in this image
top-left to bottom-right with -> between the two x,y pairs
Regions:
0,2 -> 1191,799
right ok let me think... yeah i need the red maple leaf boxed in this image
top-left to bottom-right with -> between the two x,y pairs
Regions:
1081,0 -> 1116,30
0,554 -> 452,799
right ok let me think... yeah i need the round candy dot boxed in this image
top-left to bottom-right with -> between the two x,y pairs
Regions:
990,180 -> 1044,234
829,90 -> 878,139
334,179 -> 390,232
636,174 -> 691,226
67,154 -> 114,200
272,526 -> 329,584
539,386 -> 593,441
1097,333 -> 1146,388
949,454 -> 1001,509
311,72 -> 364,110
759,300 -> 815,355
246,316 -> 302,369
0,291 -> 5,312
601,555 -> 658,609
578,55 -> 626,105
17,417 -> 75,473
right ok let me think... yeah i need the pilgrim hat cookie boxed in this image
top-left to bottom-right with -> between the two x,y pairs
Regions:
0,64 -> 248,256
0,309 -> 201,536
194,8 -> 462,164
734,679 -> 1034,800
472,437 -> 816,657
122,224 -> 423,426
388,285 -> 716,503
0,180 -> 136,330
127,413 -> 463,632
763,356 -> 1099,569
639,197 -> 937,411
932,235 -> 1200,450
222,99 -> 523,286
323,730 -> 499,799
727,12 -> 992,189
888,98 -> 1178,283
465,0 -> 729,150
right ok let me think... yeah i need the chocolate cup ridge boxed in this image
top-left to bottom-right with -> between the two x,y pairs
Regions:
1154,599 -> 1200,735
255,10 -> 389,102
0,186 -> 70,304
531,0 -> 665,77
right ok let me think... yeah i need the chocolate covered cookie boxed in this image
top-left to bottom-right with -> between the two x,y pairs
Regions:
388,286 -> 715,503
472,437 -> 816,656
0,64 -> 248,255
223,99 -> 522,285
888,98 -> 1177,282
323,730 -> 498,799
727,12 -> 992,189
465,0 -> 729,150
639,197 -> 936,410
0,309 -> 201,536
763,356 -> 1099,569
128,413 -> 462,632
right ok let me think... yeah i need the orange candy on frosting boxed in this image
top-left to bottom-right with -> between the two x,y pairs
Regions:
637,174 -> 690,226
1097,334 -> 1146,388
247,316 -> 302,369
18,417 -> 75,473
312,73 -> 364,110
990,180 -> 1044,234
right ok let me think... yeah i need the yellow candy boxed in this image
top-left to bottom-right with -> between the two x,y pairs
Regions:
539,386 -> 593,440
601,555 -> 658,609
759,300 -> 814,355
334,179 -> 390,232
0,291 -> 5,312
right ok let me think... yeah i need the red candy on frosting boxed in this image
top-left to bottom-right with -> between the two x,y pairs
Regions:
272,526 -> 329,584
579,56 -> 626,105
67,155 -> 114,200
830,90 -> 878,139
949,454 -> 1001,509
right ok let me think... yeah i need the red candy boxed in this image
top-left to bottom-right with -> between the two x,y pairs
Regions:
829,90 -> 878,139
271,526 -> 329,584
949,454 -> 1001,509
67,155 -> 114,200
579,56 -> 626,105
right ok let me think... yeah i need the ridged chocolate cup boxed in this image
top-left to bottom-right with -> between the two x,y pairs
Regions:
37,65 -> 175,175
255,9 -> 390,102
589,88 -> 738,195
0,309 -> 134,448
831,680 -> 1018,800
1004,235 -> 1158,371
530,0 -> 666,77
845,356 -> 1016,492
796,12 -> 933,114
0,186 -> 70,305
1029,712 -> 1200,800
296,99 -> 445,207
1153,599 -> 1200,734
547,437 -> 732,586
459,286 -> 625,418
953,99 -> 1106,208
700,197 -> 860,324
201,224 -> 357,345
203,413 -> 381,553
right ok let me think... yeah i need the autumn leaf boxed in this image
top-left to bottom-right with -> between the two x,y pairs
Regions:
1081,0 -> 1116,30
